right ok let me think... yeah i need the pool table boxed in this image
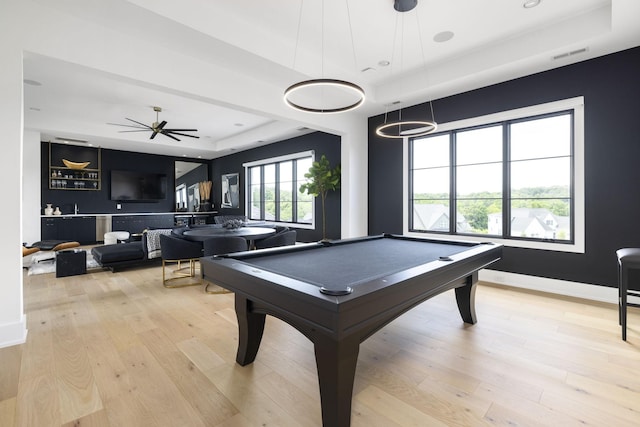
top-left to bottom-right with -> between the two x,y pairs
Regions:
200,234 -> 502,427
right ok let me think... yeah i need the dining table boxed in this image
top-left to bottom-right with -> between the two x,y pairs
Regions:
182,226 -> 276,248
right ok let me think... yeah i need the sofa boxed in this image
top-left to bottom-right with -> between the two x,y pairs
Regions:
91,228 -> 172,272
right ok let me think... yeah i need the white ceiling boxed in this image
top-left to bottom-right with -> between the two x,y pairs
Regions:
22,0 -> 640,159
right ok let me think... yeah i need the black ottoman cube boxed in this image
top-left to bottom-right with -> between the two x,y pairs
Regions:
56,249 -> 86,278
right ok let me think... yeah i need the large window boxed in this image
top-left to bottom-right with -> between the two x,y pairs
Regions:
408,98 -> 584,252
244,151 -> 314,226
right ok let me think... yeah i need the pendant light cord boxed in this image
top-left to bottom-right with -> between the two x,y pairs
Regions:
291,0 -> 304,71
415,9 -> 436,124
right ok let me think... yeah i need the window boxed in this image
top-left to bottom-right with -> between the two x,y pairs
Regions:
244,151 -> 314,227
407,97 -> 584,253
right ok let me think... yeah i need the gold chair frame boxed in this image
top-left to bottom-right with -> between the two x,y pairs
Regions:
162,258 -> 201,288
204,280 -> 232,294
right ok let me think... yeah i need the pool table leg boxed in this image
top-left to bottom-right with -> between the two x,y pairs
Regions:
313,334 -> 360,427
234,295 -> 266,366
454,272 -> 478,324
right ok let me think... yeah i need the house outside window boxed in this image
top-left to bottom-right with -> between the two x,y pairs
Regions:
244,151 -> 314,227
406,97 -> 584,253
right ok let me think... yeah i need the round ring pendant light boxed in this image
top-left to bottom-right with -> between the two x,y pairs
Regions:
284,0 -> 364,114
376,120 -> 437,138
375,0 -> 438,139
284,79 -> 365,114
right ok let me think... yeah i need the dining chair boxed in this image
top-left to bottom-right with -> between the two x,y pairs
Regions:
160,234 -> 204,288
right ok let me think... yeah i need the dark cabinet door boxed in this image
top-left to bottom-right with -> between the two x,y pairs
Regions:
41,217 -> 96,244
41,217 -> 61,240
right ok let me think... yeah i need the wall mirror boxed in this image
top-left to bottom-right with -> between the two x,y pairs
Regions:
175,161 -> 208,212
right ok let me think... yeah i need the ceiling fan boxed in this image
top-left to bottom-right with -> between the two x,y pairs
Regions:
108,106 -> 199,141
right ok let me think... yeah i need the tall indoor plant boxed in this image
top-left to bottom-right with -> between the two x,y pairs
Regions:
299,154 -> 341,241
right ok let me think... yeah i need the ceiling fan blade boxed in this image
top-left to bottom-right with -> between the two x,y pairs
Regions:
156,120 -> 167,130
107,122 -> 148,129
160,130 -> 181,141
166,131 -> 200,139
125,118 -> 153,129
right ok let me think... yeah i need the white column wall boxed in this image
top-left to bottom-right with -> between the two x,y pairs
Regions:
340,122 -> 368,239
0,0 -> 27,348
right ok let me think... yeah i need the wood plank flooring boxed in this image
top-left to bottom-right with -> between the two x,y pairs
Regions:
1,261 -> 639,426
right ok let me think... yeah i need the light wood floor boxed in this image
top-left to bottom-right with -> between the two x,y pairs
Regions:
1,263 -> 639,427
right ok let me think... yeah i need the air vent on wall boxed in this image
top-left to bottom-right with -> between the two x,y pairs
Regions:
552,47 -> 588,61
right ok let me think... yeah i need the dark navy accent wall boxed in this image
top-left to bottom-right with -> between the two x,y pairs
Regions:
41,144 -> 202,214
210,132 -> 341,243
368,46 -> 640,288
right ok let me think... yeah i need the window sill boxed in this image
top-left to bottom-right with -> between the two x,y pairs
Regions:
405,231 -> 585,254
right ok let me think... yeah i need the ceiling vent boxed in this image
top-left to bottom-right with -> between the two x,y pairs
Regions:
552,47 -> 588,61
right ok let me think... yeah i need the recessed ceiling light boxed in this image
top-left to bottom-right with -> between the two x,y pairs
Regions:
433,31 -> 454,43
29,107 -> 41,111
523,0 -> 541,8
378,60 -> 391,67
23,79 -> 42,86
234,123 -> 244,127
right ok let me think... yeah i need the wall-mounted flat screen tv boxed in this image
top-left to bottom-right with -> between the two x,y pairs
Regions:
110,170 -> 168,201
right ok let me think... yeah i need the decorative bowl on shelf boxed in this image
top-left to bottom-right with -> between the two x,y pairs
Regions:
62,159 -> 91,170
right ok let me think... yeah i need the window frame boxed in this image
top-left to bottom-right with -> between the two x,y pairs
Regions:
243,150 -> 315,229
404,97 -> 585,253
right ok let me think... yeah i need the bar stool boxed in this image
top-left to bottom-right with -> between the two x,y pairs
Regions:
615,248 -> 640,340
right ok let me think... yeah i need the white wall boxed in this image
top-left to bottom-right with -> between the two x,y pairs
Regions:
23,130 -> 41,245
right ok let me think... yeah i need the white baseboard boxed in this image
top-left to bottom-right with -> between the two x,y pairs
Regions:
479,270 -> 620,305
0,315 -> 27,349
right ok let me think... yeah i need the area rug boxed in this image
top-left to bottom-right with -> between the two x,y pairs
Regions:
25,251 -> 101,276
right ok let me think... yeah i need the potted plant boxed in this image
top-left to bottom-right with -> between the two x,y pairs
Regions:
299,155 -> 341,241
